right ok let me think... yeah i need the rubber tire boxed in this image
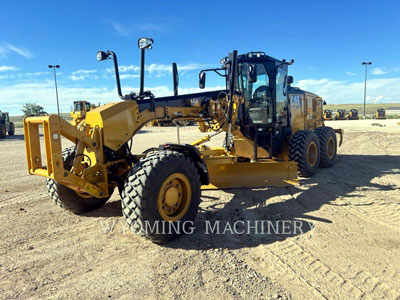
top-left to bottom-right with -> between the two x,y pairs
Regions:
289,130 -> 320,178
121,150 -> 201,244
315,126 -> 337,168
8,122 -> 14,136
46,147 -> 113,214
0,124 -> 5,139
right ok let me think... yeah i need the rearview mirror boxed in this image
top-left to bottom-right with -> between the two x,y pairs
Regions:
97,51 -> 108,61
138,37 -> 154,49
287,75 -> 293,85
248,64 -> 257,83
199,71 -> 206,89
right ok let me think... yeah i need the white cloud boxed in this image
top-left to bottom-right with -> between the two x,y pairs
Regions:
110,21 -> 164,36
72,70 -> 97,75
371,68 -> 387,75
371,66 -> 400,76
105,63 -> 205,78
110,22 -> 131,36
0,43 -> 33,59
69,69 -> 98,81
69,64 -> 204,82
0,65 -> 20,72
20,71 -> 50,77
296,77 -> 400,103
0,82 -> 225,114
120,74 -> 140,79
0,71 -> 49,79
345,71 -> 357,76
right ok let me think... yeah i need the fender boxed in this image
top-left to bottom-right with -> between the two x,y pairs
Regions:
159,143 -> 209,185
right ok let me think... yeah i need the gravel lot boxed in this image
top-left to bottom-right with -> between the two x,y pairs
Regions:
1,119 -> 399,300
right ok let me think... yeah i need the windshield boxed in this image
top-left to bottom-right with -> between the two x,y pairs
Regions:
85,102 -> 91,111
239,63 -> 272,124
74,102 -> 83,112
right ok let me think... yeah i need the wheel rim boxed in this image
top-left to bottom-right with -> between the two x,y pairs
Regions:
327,136 -> 335,159
157,173 -> 191,222
307,141 -> 318,167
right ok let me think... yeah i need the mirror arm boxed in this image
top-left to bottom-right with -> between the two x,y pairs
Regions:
199,68 -> 227,78
139,48 -> 145,96
106,51 -> 124,100
172,62 -> 178,96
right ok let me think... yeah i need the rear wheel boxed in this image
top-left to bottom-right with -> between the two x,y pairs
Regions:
121,150 -> 201,243
0,124 -> 5,139
8,122 -> 15,136
46,147 -> 113,214
315,126 -> 337,168
289,130 -> 320,177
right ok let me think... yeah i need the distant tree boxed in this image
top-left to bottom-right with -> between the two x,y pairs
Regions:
22,103 -> 47,117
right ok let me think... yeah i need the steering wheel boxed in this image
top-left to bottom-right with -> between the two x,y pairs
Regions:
252,85 -> 269,100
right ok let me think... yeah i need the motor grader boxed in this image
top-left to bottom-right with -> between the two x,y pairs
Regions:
373,108 -> 386,119
335,109 -> 346,120
70,100 -> 95,126
323,109 -> 333,120
347,109 -> 359,120
0,111 -> 15,139
24,38 -> 343,243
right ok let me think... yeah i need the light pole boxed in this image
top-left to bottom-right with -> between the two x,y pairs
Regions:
361,61 -> 372,119
48,65 -> 60,116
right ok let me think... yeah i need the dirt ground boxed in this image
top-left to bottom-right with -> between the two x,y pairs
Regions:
1,119 -> 400,300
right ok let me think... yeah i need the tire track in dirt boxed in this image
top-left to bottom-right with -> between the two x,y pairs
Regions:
0,192 -> 48,208
246,238 -> 400,300
324,155 -> 400,235
237,182 -> 400,299
335,198 -> 400,234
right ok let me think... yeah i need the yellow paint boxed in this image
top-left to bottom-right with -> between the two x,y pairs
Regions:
24,89 -> 341,201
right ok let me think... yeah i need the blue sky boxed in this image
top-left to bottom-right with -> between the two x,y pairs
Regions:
1,0 -> 399,115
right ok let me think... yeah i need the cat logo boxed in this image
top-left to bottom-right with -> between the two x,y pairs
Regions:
290,95 -> 301,109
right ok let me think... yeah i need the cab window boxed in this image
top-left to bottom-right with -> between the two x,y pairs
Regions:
240,63 -> 272,124
74,102 -> 83,112
276,68 -> 287,120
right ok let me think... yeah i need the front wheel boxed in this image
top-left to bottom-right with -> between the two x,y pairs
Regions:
121,150 -> 201,243
46,147 -> 113,214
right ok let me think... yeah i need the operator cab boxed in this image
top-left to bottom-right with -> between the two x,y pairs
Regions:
73,101 -> 91,112
221,52 -> 294,157
235,52 -> 291,127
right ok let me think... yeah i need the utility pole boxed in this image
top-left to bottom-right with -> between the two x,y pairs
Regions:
48,65 -> 61,116
361,62 -> 372,119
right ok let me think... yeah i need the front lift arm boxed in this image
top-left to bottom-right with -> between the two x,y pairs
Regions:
24,115 -> 108,197
23,91 -> 230,198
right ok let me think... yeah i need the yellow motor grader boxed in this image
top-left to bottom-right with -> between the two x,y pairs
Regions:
335,109 -> 347,120
24,38 -> 343,243
347,109 -> 359,120
70,100 -> 95,126
373,108 -> 386,119
323,109 -> 333,120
